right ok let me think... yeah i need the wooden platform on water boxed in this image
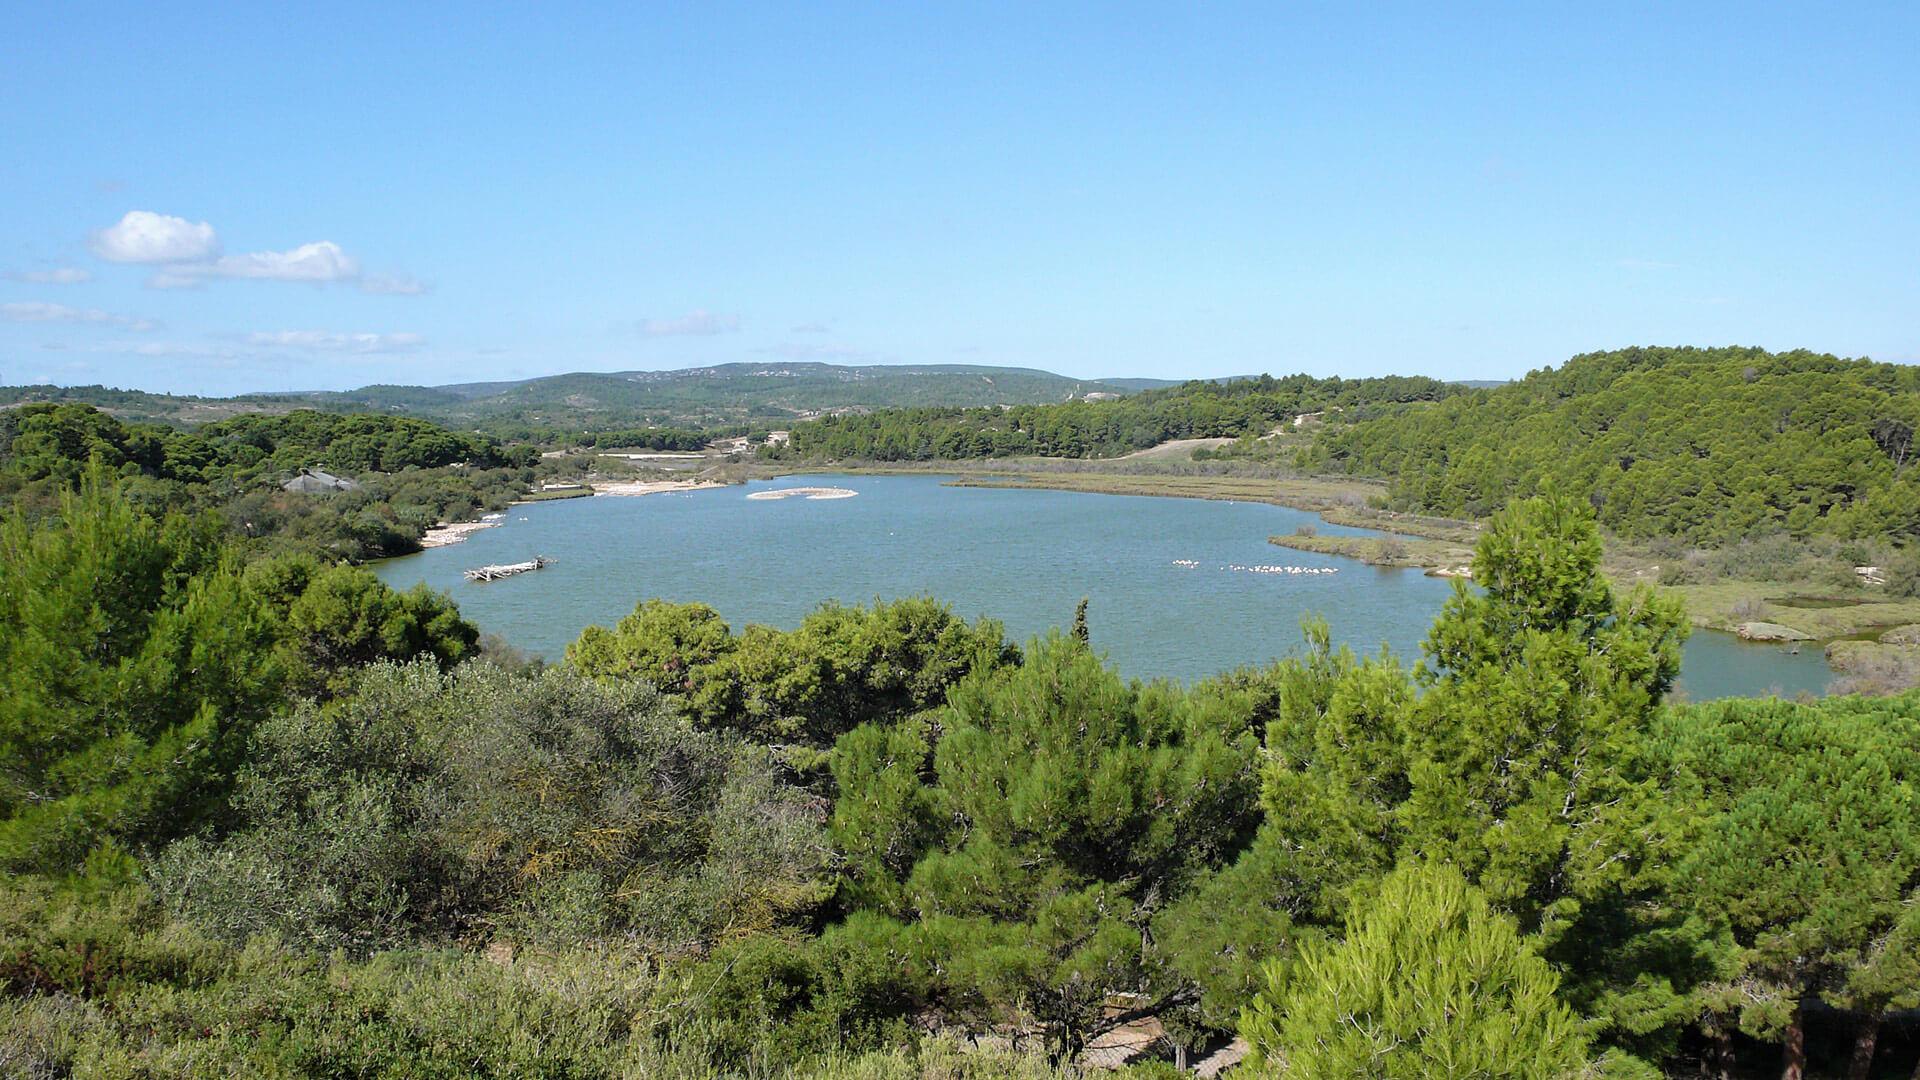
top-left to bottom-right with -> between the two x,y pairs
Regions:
463,556 -> 551,582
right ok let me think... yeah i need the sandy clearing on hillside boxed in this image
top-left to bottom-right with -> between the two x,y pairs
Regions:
1114,437 -> 1237,460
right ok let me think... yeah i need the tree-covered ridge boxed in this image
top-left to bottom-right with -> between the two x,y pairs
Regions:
767,373 -> 1458,460
1305,345 -> 1920,543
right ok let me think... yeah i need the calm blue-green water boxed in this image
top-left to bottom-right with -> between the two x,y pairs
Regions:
373,473 -> 1831,700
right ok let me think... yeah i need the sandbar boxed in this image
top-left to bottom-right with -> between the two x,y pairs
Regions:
592,479 -> 730,497
745,486 -> 859,501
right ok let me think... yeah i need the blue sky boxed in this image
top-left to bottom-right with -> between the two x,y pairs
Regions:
3,3 -> 1915,395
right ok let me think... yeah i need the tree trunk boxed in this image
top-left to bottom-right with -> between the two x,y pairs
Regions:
1848,1012 -> 1880,1080
1781,1004 -> 1806,1080
1174,1043 -> 1189,1071
1711,1025 -> 1737,1080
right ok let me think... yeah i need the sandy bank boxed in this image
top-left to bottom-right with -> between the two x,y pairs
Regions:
592,479 -> 730,497
420,517 -> 503,548
746,486 -> 859,501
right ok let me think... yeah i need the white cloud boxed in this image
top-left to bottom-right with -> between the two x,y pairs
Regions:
151,241 -> 361,288
4,267 -> 93,284
1,301 -> 158,331
245,330 -> 426,353
90,210 -> 220,263
791,321 -> 831,334
637,309 -> 741,337
88,211 -> 418,294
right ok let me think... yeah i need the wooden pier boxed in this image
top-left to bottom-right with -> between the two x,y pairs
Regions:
463,556 -> 551,582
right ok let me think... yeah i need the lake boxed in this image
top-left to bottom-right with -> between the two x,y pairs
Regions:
373,473 -> 1832,700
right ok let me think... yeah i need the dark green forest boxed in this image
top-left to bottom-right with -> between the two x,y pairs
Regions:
3,463 -> 1916,1077
0,403 -> 553,561
763,374 -> 1457,460
1302,346 -> 1920,544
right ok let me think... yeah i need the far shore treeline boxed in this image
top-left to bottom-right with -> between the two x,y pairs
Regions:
3,346 -> 1920,1076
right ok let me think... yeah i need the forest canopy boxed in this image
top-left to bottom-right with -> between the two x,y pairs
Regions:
766,374 -> 1457,461
1304,345 -> 1920,543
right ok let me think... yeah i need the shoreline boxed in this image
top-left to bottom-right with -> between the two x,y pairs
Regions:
418,479 -> 732,549
419,518 -> 504,548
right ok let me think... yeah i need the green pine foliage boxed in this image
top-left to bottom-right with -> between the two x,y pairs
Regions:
1240,862 -> 1592,1079
1659,691 -> 1920,1075
1308,345 -> 1920,542
1204,495 -> 1700,1066
0,470 -> 477,875
826,635 -> 1265,1062
0,471 -> 281,872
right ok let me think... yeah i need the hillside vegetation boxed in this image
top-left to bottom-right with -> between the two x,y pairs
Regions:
1,362 -> 1137,433
1305,345 -> 1920,543
0,403 -> 554,560
766,373 -> 1457,460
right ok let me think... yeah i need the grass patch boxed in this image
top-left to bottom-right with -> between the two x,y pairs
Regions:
1660,581 -> 1920,639
1269,532 -> 1474,571
937,471 -> 1380,512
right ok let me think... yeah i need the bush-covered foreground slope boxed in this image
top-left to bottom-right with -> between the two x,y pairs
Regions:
5,474 -> 1917,1077
1306,345 -> 1920,544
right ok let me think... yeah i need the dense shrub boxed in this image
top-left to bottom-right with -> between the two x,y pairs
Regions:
154,663 -> 828,954
568,597 -> 1018,754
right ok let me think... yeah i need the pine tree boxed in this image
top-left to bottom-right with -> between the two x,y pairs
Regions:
0,467 -> 280,871
1241,861 -> 1591,1078
1662,693 -> 1920,1080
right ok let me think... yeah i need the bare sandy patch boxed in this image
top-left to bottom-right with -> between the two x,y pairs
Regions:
1114,437 -> 1237,460
421,517 -> 502,548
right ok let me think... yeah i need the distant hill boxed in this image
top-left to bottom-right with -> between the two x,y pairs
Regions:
0,362 -> 1144,431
